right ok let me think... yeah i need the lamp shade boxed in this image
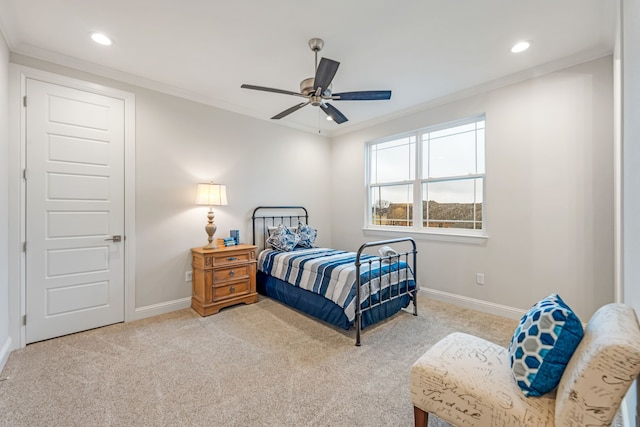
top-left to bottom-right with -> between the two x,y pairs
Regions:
196,183 -> 228,206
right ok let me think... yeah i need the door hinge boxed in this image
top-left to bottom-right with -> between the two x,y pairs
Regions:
22,169 -> 27,181
22,242 -> 26,252
23,96 -> 27,107
22,315 -> 26,326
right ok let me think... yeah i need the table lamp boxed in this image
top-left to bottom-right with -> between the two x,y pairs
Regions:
195,182 -> 228,249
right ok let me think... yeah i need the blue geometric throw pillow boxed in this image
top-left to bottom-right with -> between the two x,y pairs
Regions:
508,293 -> 584,397
266,224 -> 300,252
296,222 -> 317,248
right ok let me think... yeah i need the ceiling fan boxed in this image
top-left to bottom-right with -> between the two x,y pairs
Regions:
241,38 -> 391,124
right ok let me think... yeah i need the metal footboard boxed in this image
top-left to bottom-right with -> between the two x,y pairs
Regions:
355,237 -> 418,346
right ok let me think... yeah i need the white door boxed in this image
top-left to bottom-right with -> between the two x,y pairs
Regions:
25,78 -> 125,344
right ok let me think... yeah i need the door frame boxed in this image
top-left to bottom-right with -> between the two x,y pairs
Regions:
8,65 -> 136,349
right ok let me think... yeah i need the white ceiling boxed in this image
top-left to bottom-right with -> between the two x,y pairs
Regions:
0,0 -> 616,136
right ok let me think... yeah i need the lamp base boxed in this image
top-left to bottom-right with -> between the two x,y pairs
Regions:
204,208 -> 218,250
203,242 -> 218,250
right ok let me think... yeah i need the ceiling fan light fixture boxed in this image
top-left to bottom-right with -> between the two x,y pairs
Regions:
511,41 -> 530,53
91,32 -> 112,46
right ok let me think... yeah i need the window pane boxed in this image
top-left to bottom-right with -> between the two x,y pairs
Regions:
370,184 -> 413,227
429,122 -> 477,139
423,130 -> 478,178
369,136 -> 415,184
422,178 -> 483,229
476,129 -> 485,174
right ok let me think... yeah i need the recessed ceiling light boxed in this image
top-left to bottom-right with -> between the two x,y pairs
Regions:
511,41 -> 530,53
91,33 -> 112,46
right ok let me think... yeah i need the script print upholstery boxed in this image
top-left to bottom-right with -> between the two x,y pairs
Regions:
411,332 -> 555,426
555,303 -> 640,425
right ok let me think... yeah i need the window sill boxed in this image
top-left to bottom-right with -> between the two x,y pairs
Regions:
362,227 -> 488,245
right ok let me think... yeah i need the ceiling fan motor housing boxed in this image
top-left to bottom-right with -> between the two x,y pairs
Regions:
300,78 -> 332,100
300,77 -> 315,96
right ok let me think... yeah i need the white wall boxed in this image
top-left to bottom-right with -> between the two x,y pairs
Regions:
0,30 -> 11,370
622,0 -> 640,322
8,55 -> 332,320
132,89 -> 332,308
621,0 -> 640,422
331,56 -> 614,321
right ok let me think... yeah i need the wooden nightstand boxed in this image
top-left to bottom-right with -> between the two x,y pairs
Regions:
190,244 -> 258,316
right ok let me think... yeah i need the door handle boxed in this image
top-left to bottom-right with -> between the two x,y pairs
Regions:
104,235 -> 122,242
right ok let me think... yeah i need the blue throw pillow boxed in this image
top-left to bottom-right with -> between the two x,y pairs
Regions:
508,293 -> 584,397
266,224 -> 300,251
296,222 -> 317,248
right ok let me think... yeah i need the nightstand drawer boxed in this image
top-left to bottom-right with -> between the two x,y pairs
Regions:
205,252 -> 253,267
214,265 -> 249,282
213,280 -> 250,301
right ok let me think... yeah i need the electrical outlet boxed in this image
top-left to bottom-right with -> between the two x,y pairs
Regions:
476,273 -> 485,285
185,271 -> 192,282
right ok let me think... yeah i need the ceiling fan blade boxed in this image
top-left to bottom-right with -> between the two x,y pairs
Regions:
320,103 -> 348,124
271,102 -> 309,120
241,84 -> 306,98
314,58 -> 340,94
332,90 -> 392,101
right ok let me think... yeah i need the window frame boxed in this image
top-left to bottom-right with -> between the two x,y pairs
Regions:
364,114 -> 487,241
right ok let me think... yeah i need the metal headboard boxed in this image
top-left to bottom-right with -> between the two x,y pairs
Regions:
251,206 -> 309,250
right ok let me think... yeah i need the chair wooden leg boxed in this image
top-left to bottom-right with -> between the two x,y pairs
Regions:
414,406 -> 429,427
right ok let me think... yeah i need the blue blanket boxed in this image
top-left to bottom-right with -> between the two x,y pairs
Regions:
258,248 -> 415,323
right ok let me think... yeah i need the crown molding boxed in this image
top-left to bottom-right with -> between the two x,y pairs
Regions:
330,46 -> 614,138
9,42 -> 612,139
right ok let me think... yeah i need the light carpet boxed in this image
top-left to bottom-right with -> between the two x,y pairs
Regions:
0,294 -> 517,426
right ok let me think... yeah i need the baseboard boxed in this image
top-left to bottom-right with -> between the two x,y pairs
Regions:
0,335 -> 12,375
133,297 -> 192,321
419,288 -> 526,321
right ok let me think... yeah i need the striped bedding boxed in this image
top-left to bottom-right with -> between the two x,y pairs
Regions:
257,247 -> 415,323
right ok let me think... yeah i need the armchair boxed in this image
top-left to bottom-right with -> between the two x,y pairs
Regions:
410,303 -> 640,426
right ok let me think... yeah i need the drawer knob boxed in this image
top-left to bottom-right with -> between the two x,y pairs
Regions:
229,286 -> 235,293
227,257 -> 238,261
229,270 -> 235,277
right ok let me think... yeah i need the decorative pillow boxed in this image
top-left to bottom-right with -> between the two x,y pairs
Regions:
379,245 -> 399,263
379,245 -> 399,257
266,224 -> 300,251
508,293 -> 584,397
267,225 -> 297,234
296,222 -> 317,248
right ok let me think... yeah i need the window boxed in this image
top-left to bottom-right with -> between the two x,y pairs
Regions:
367,115 -> 485,234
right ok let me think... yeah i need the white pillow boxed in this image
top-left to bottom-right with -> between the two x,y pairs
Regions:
379,245 -> 399,257
379,245 -> 399,263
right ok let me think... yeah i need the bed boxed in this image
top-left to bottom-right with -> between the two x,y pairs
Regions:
252,206 -> 418,345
